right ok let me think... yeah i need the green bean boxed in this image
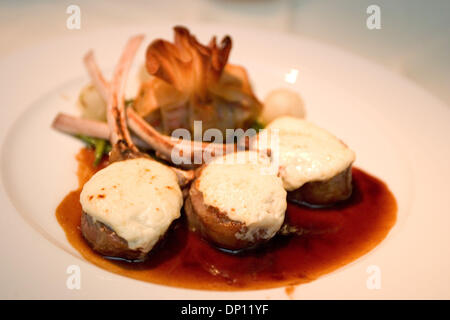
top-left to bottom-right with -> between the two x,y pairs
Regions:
125,99 -> 134,107
93,139 -> 106,166
76,134 -> 97,146
250,120 -> 265,132
75,134 -> 111,166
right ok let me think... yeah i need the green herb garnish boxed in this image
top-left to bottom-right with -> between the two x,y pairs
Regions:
250,120 -> 265,132
125,99 -> 134,107
75,134 -> 111,166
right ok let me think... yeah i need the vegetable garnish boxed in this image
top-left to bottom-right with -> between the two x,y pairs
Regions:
250,120 -> 265,132
75,134 -> 111,165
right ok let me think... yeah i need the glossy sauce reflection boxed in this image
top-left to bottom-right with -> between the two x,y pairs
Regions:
56,148 -> 397,291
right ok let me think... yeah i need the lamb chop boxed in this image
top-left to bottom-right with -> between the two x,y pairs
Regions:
253,116 -> 355,206
78,35 -> 187,261
184,151 -> 287,251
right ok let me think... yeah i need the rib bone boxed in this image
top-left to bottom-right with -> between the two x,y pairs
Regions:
83,51 -> 110,102
127,107 -> 241,168
52,112 -> 150,150
107,35 -> 144,149
106,35 -> 145,162
52,113 -> 109,140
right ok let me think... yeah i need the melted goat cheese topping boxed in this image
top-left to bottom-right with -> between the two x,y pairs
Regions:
80,158 -> 182,252
258,116 -> 355,191
198,151 -> 287,242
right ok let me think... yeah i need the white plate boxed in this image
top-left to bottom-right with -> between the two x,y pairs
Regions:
0,22 -> 449,299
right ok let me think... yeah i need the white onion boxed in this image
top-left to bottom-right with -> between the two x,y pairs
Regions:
262,88 -> 306,124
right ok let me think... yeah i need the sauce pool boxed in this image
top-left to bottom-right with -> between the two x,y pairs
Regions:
56,148 -> 397,291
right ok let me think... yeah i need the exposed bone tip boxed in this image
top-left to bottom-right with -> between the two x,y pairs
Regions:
83,49 -> 94,61
133,34 -> 145,40
51,112 -> 73,131
129,34 -> 145,45
51,112 -> 63,128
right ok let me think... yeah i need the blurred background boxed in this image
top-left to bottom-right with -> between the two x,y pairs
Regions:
1,0 -> 449,105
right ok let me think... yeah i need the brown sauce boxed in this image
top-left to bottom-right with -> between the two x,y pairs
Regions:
56,148 -> 397,291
